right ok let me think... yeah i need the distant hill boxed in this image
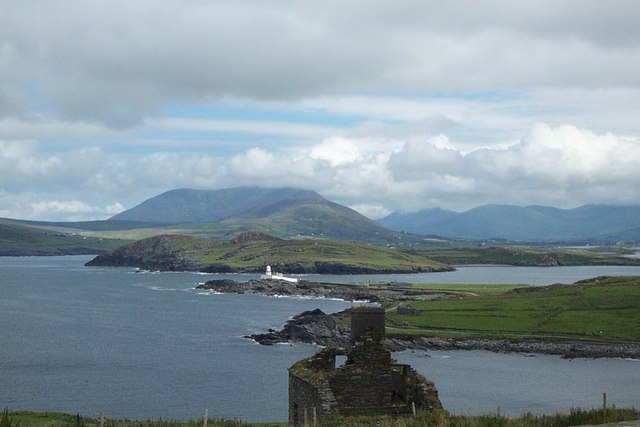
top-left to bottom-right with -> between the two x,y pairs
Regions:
379,204 -> 640,243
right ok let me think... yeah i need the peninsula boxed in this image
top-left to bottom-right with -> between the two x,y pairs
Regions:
85,232 -> 453,274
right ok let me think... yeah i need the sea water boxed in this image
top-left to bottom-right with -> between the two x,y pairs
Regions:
1,256 -> 639,421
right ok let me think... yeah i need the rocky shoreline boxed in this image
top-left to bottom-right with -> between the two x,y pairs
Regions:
246,308 -> 640,360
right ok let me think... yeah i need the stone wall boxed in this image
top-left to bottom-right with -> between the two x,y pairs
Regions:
329,336 -> 438,417
288,348 -> 340,425
288,374 -> 336,426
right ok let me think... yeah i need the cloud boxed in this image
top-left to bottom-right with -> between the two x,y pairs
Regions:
0,140 -> 61,181
2,1 -> 640,126
310,137 -> 362,166
389,135 -> 463,180
28,200 -> 126,222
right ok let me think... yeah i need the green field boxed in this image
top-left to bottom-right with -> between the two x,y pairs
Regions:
387,276 -> 640,342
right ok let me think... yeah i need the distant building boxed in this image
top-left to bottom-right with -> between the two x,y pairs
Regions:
288,307 -> 441,426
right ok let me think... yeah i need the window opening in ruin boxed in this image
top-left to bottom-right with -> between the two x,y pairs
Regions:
335,354 -> 347,368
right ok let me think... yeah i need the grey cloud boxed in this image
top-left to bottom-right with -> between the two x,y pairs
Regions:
2,1 -> 640,126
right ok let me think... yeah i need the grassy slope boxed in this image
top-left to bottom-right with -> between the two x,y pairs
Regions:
408,246 -> 640,266
0,223 -> 128,256
194,237 -> 448,271
387,276 -> 640,342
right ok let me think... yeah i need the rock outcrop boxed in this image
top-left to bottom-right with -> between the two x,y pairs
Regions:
196,279 -> 451,303
247,308 -> 351,346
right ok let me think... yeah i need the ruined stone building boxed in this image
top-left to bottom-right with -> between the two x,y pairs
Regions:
288,307 -> 441,426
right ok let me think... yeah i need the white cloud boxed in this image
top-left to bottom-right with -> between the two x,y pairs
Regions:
389,135 -> 463,181
26,199 -> 128,222
310,137 -> 362,166
105,202 -> 125,215
31,200 -> 93,215
386,123 -> 640,211
0,140 -> 61,179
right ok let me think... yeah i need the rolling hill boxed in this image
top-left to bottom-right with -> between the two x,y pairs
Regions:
85,231 -> 452,273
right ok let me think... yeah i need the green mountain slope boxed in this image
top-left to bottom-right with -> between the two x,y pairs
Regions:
85,232 -> 452,273
214,196 -> 400,242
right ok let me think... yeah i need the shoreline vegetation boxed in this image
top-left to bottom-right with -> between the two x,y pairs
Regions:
197,276 -> 640,360
3,407 -> 638,427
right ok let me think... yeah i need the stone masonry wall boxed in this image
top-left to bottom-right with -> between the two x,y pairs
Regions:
289,308 -> 442,425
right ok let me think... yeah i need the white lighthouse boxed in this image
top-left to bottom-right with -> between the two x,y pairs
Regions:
260,265 -> 298,283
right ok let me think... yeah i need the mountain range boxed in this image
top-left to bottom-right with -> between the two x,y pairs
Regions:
2,187 -> 640,249
379,204 -> 640,242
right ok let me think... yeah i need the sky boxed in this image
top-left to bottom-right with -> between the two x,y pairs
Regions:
1,1 -> 640,221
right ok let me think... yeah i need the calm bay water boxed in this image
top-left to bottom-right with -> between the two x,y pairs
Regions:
1,256 -> 639,421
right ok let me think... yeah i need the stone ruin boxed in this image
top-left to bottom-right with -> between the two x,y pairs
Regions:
288,307 -> 442,426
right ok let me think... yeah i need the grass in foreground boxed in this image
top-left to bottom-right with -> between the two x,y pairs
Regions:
1,411 -> 284,427
386,276 -> 640,342
320,408 -> 637,426
4,408 -> 637,427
